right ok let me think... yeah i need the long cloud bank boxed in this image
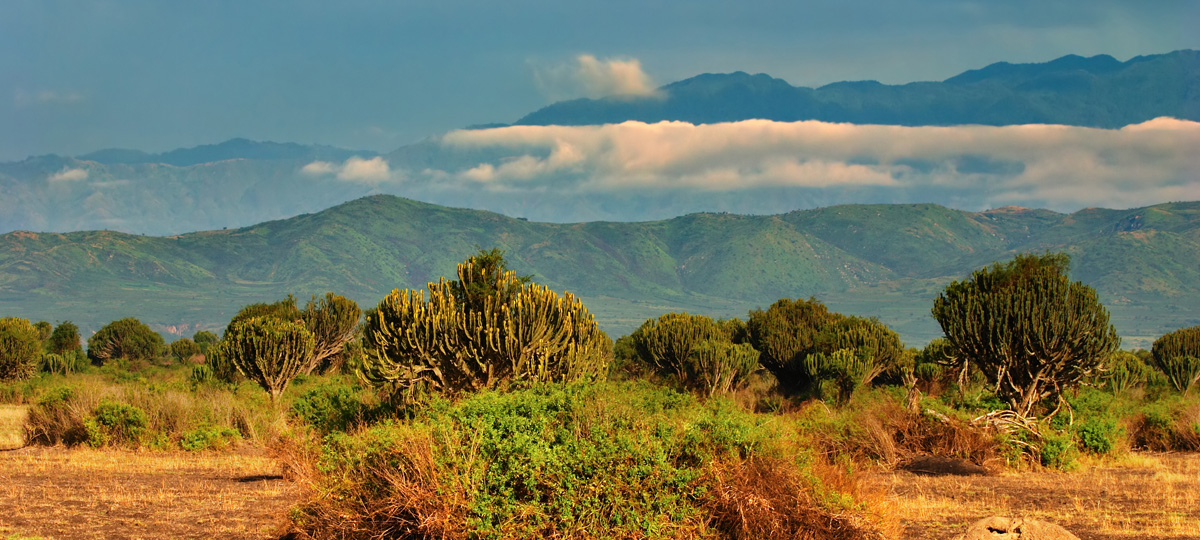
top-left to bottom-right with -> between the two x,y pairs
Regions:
417,118 -> 1199,210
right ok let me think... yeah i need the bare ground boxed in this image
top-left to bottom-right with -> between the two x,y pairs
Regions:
864,453 -> 1200,540
0,446 -> 297,540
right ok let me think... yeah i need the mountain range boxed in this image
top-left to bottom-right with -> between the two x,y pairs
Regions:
516,50 -> 1200,127
2,195 -> 1197,348
1,51 -> 1197,235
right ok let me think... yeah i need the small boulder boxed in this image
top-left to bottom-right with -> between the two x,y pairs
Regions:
959,516 -> 1080,540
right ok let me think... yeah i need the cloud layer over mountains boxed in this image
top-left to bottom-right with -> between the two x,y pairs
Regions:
357,117 -> 1200,211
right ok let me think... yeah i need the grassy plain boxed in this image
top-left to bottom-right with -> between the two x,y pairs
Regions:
868,454 -> 1200,539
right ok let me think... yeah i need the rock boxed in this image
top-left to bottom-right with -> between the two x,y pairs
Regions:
899,455 -> 989,476
959,516 -> 1080,540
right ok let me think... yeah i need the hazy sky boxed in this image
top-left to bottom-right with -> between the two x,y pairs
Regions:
3,0 -> 1197,161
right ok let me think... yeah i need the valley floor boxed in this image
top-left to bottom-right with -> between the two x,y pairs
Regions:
0,446 -> 295,540
865,453 -> 1200,539
0,444 -> 1197,539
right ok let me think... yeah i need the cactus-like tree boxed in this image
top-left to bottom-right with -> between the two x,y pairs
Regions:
360,249 -> 610,398
932,253 -> 1119,417
0,317 -> 42,381
1150,325 -> 1200,394
686,340 -> 760,396
224,293 -> 360,375
211,316 -> 314,402
169,338 -> 202,363
631,312 -> 723,381
746,297 -> 838,388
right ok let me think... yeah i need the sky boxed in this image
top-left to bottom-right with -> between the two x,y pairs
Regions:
4,0 -> 1199,162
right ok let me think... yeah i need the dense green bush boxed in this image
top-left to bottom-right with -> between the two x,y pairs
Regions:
85,400 -> 149,448
1038,431 -> 1078,470
284,382 -> 880,539
0,317 -> 43,381
290,382 -> 366,433
40,350 -> 88,375
179,425 -> 241,451
192,330 -> 219,354
630,312 -> 760,395
87,317 -> 165,366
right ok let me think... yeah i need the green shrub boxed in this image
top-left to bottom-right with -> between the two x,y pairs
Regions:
1039,431 -> 1078,470
85,400 -> 149,448
179,425 -> 241,451
1151,326 -> 1200,394
290,382 -> 365,433
1076,417 -> 1123,455
47,321 -> 83,356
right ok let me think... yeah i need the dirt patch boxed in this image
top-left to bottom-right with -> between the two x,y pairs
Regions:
864,453 -> 1200,539
0,446 -> 297,540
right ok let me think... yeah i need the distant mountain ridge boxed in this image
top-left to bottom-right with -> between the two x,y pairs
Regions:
2,196 -> 1197,348
77,138 -> 376,167
516,50 -> 1200,127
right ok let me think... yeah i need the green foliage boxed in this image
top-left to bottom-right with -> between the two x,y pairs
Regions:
361,250 -> 611,399
300,293 -> 362,375
86,317 -> 165,366
1151,326 -> 1200,394
179,425 -> 240,451
47,321 -> 82,356
189,363 -> 215,387
85,400 -> 148,448
192,330 -> 219,353
290,382 -> 365,433
1038,431 -> 1078,470
0,317 -> 43,381
169,338 -> 202,363
1076,417 -> 1122,455
212,316 -> 314,401
932,252 -> 1120,417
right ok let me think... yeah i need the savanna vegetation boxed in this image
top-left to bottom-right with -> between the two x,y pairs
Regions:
1,249 -> 1198,539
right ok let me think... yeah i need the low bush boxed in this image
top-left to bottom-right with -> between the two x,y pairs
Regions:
179,425 -> 241,451
85,401 -> 148,448
289,381 -> 369,433
282,382 -> 884,540
1038,431 -> 1078,470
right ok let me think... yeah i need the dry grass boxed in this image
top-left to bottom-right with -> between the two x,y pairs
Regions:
0,446 -> 297,540
864,453 -> 1200,540
0,405 -> 28,449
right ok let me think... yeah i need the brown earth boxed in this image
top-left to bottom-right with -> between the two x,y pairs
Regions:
0,446 -> 297,540
864,453 -> 1200,540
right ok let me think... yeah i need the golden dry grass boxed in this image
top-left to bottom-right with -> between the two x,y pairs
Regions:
0,405 -> 28,449
864,453 -> 1200,540
0,446 -> 297,540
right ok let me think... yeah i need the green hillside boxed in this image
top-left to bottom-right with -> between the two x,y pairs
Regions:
2,196 -> 1198,348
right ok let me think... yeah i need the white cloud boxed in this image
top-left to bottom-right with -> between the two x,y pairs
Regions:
48,167 -> 89,182
534,54 -> 658,101
433,118 -> 1200,208
301,161 -> 336,175
301,156 -> 394,184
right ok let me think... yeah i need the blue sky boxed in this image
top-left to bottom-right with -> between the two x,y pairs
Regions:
3,0 -> 1197,161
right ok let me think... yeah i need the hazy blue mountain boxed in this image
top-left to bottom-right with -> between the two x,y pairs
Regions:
2,196 -> 1196,349
77,138 -> 376,167
516,51 -> 1200,127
